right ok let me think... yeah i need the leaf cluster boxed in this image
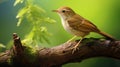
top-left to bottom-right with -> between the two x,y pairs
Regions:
14,0 -> 56,47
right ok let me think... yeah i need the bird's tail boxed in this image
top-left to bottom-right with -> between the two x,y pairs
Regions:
98,31 -> 116,40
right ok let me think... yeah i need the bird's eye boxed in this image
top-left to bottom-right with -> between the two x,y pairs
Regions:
62,10 -> 65,13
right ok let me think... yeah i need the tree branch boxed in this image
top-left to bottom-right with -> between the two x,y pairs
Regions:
0,33 -> 120,67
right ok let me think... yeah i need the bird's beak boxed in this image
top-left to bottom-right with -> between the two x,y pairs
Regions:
52,10 -> 59,12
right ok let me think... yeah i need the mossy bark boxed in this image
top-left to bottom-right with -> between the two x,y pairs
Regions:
0,33 -> 120,67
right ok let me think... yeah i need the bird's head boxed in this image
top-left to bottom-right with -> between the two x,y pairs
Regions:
52,6 -> 76,19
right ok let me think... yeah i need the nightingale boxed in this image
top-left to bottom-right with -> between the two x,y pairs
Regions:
53,6 -> 115,53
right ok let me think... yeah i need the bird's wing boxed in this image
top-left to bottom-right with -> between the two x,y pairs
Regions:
67,14 -> 100,32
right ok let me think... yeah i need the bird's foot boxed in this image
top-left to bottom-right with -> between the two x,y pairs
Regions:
71,42 -> 80,54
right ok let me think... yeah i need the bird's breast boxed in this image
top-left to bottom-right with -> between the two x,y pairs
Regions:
61,18 -> 87,37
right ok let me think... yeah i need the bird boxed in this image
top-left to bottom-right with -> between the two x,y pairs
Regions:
52,6 -> 115,53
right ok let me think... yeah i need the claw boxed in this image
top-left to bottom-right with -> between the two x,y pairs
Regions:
72,42 -> 80,54
71,38 -> 83,54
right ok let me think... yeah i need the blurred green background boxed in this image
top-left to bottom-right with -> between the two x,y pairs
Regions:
0,0 -> 120,67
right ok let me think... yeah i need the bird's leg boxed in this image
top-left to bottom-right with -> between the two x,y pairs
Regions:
67,36 -> 77,43
72,37 -> 83,54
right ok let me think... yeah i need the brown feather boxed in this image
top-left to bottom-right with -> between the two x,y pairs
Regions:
67,14 -> 100,33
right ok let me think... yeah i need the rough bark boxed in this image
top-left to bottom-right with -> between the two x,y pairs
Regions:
0,33 -> 120,67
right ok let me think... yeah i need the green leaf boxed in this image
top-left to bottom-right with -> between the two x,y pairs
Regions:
16,7 -> 28,26
41,27 -> 47,32
17,17 -> 23,26
28,5 -> 45,19
44,17 -> 56,23
16,7 -> 28,19
0,43 -> 6,48
14,0 -> 24,6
